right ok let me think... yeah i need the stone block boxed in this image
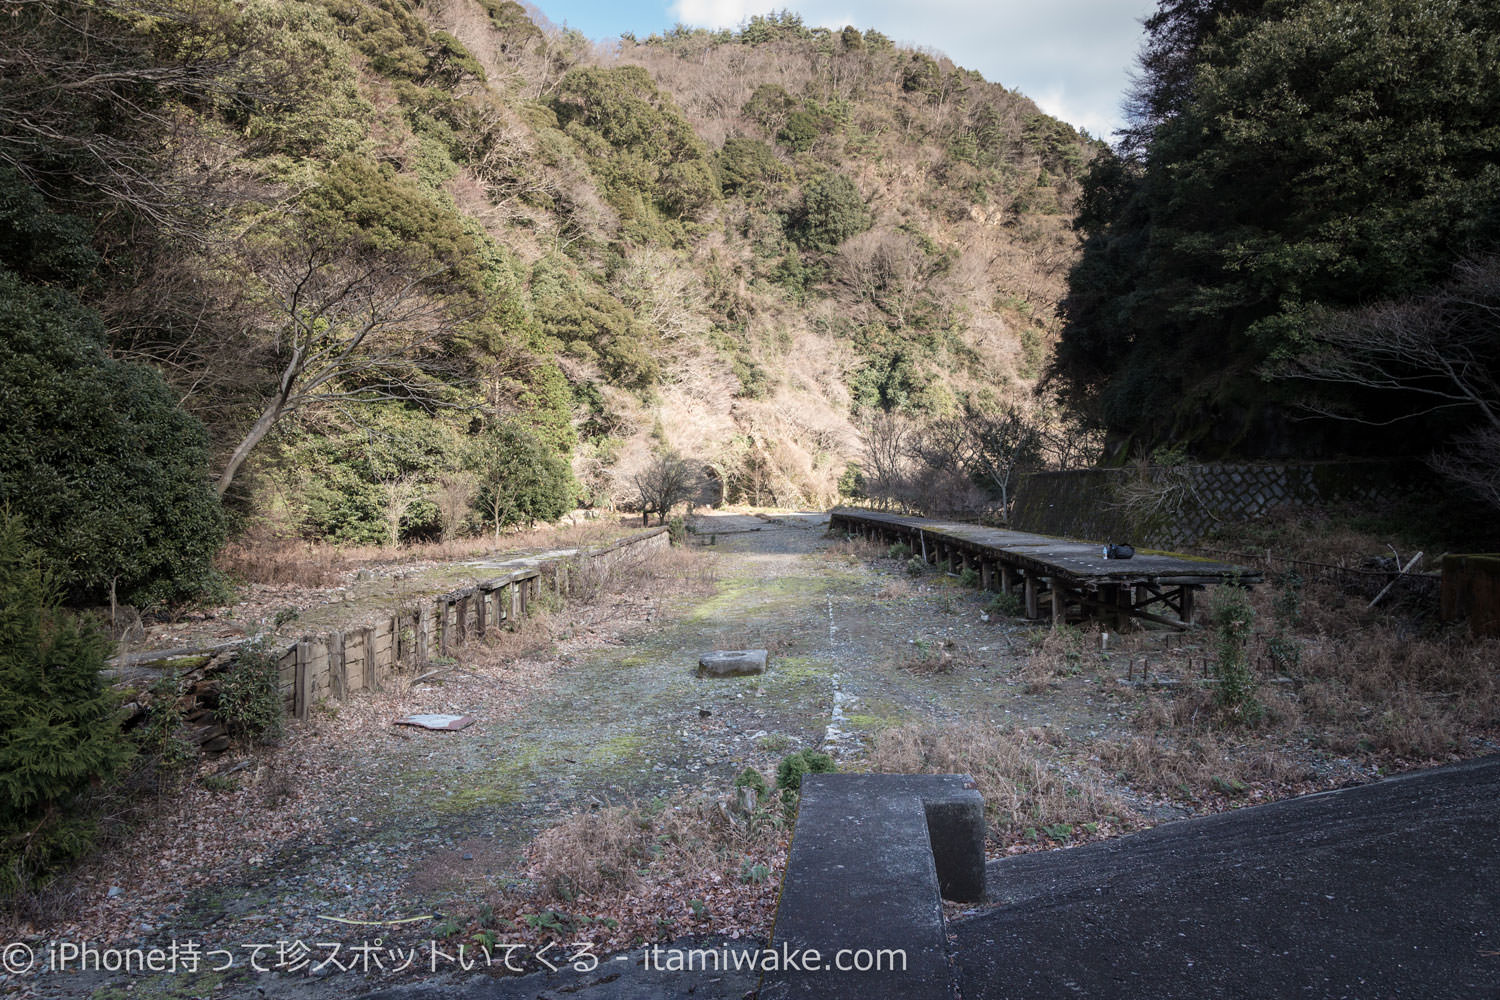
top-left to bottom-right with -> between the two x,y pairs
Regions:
697,649 -> 768,677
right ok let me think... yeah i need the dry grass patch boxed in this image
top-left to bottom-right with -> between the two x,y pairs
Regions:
900,637 -> 979,675
220,518 -> 638,588
1019,623 -> 1102,692
569,539 -> 719,604
861,722 -> 1136,846
1096,734 -> 1315,805
483,783 -> 790,954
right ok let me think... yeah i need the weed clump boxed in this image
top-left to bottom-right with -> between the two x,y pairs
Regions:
776,749 -> 836,803
1209,585 -> 1261,720
217,639 -> 285,747
862,722 -> 1131,844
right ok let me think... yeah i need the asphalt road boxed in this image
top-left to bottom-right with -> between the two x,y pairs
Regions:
955,754 -> 1500,1000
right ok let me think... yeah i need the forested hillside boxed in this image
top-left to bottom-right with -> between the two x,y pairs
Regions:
1049,0 -> 1500,471
0,0 -> 1094,607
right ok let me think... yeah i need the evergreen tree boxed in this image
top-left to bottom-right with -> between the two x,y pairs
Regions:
1051,0 -> 1500,457
0,270 -> 226,607
0,512 -> 132,897
469,423 -> 577,536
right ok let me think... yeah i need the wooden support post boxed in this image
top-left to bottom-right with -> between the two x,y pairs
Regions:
1117,585 -> 1134,631
294,640 -> 311,720
507,582 -> 520,625
981,561 -> 993,591
919,531 -> 929,564
331,631 -> 346,701
415,607 -> 428,665
1001,565 -> 1015,595
1180,587 -> 1196,625
1024,575 -> 1039,619
1052,580 -> 1065,626
476,588 -> 488,636
456,595 -> 469,644
437,601 -> 449,655
362,627 -> 376,690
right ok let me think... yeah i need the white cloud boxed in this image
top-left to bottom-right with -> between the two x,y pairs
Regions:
666,0 -> 1153,139
669,0 -> 768,29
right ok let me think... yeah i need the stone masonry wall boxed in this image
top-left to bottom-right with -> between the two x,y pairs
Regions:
1011,460 -> 1424,548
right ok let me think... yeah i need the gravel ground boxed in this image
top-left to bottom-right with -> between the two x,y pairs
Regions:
8,510 -> 1482,1000
10,512 -> 1058,999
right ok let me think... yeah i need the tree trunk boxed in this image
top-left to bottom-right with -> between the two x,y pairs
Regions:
216,399 -> 284,497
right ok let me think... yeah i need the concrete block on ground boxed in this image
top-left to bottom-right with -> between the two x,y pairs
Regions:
697,649 -> 768,677
761,773 -> 985,1000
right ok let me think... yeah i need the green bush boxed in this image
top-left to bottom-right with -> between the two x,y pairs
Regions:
717,137 -> 786,197
733,767 -> 770,798
0,512 -> 132,898
469,422 -> 577,535
790,173 -> 872,252
986,591 -> 1025,619
776,748 -> 836,801
1210,584 -> 1260,720
0,270 -> 226,607
839,462 -> 867,500
135,671 -> 197,791
217,641 -> 286,746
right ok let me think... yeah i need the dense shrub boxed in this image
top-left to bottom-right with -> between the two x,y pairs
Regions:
0,512 -> 132,898
469,422 -> 577,535
790,174 -> 872,252
776,748 -> 836,802
0,270 -> 225,607
217,641 -> 285,747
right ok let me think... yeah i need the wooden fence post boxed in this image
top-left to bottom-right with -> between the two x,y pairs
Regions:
294,640 -> 312,720
331,631 -> 346,701
363,626 -> 376,690
422,606 -> 433,664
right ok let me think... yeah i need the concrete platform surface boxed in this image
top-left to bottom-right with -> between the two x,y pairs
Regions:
955,754 -> 1500,1000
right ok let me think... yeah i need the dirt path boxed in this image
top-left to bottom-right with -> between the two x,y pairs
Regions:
8,515 -> 1032,1000
18,511 -> 1146,1000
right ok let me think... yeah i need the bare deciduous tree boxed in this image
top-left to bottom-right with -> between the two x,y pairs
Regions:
962,407 -> 1045,517
860,409 -> 913,510
1287,255 -> 1500,509
632,450 -> 701,525
216,220 -> 472,497
434,471 -> 478,541
380,472 -> 426,548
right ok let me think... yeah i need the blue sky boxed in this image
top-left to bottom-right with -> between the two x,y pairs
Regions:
532,0 -> 1157,139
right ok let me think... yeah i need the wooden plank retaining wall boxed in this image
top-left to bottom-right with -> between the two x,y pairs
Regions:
110,527 -> 671,738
